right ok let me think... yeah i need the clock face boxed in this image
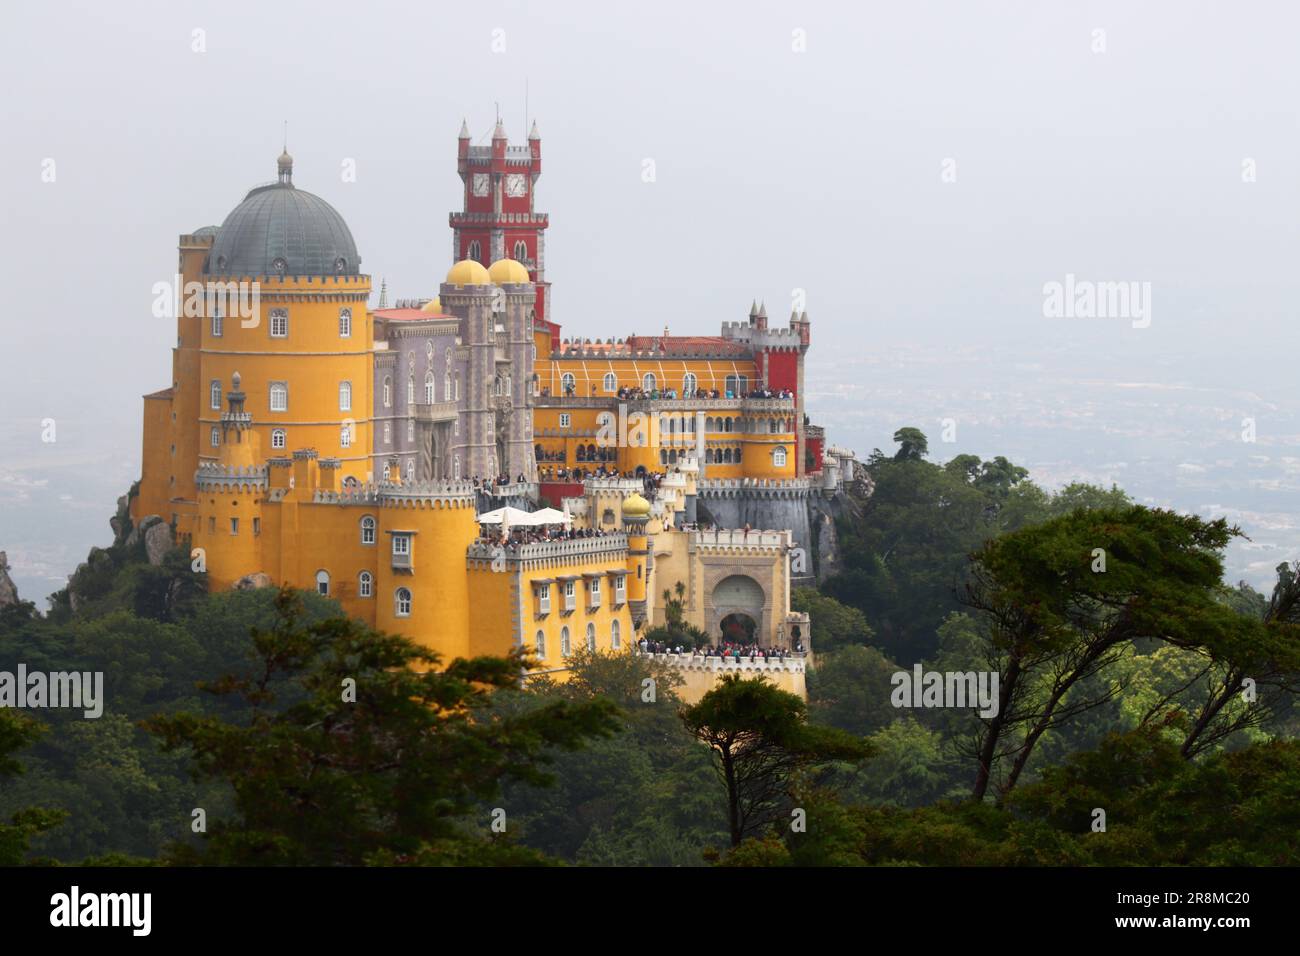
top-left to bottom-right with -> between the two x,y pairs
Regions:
472,173 -> 490,197
504,173 -> 526,198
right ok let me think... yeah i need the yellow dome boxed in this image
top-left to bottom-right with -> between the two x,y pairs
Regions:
444,259 -> 491,286
488,258 -> 531,285
420,296 -> 442,314
622,493 -> 651,518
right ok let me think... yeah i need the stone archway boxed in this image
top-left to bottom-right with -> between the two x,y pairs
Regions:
709,573 -> 767,647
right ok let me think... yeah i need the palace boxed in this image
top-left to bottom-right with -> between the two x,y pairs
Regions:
130,119 -> 848,699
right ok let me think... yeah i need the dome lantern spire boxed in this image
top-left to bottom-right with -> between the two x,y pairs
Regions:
277,149 -> 293,186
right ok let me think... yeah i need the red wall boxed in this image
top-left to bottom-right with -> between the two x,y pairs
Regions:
765,350 -> 799,394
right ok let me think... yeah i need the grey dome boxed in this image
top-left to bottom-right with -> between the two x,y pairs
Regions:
205,158 -> 360,277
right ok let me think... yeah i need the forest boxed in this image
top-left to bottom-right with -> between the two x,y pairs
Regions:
2,426 -> 1297,866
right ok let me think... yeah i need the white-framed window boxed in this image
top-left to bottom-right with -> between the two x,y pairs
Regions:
340,424 -> 352,448
269,382 -> 288,412
561,626 -> 571,657
424,372 -> 435,404
615,575 -> 626,602
682,372 -> 697,396
383,377 -> 392,407
407,375 -> 415,404
382,463 -> 391,481
395,587 -> 412,617
559,413 -> 571,429
270,308 -> 288,338
392,534 -> 410,557
773,446 -> 787,468
315,570 -> 330,596
407,419 -> 415,442
271,428 -> 286,449
211,312 -> 223,337
589,577 -> 601,606
404,459 -> 414,481
444,376 -> 453,401
339,308 -> 352,338
603,372 -> 617,392
358,571 -> 373,598
642,373 -> 656,391
210,426 -> 220,448
535,629 -> 547,658
561,372 -> 576,394
361,516 -> 376,545
383,421 -> 392,445
586,622 -> 596,652
538,583 -> 551,614
339,381 -> 352,411
210,380 -> 222,410
611,618 -> 621,650
564,579 -> 576,612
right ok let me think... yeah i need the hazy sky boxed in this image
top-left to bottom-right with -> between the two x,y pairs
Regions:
1,1 -> 1298,594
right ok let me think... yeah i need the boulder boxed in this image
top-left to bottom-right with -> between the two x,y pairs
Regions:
144,521 -> 174,566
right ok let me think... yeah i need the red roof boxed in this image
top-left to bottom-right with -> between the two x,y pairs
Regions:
144,387 -> 174,400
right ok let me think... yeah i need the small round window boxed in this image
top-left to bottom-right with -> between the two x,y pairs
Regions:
272,257 -> 287,274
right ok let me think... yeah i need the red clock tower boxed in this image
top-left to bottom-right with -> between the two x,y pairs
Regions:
451,117 -> 551,327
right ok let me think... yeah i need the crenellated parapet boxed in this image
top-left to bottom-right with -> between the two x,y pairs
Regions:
635,650 -> 807,676
697,477 -> 812,500
466,532 -> 629,572
196,462 -> 268,492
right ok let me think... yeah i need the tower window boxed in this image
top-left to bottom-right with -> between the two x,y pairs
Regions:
270,309 -> 288,338
407,375 -> 415,404
586,622 -> 597,652
407,419 -> 414,442
269,382 -> 288,412
340,424 -> 352,448
361,516 -> 376,545
561,626 -> 571,658
210,426 -> 220,447
513,240 -> 527,261
395,587 -> 412,617
424,372 -> 435,404
358,571 -> 373,598
271,428 -> 286,449
211,312 -> 223,337
230,518 -> 239,535
773,446 -> 787,468
210,380 -> 222,410
611,618 -> 621,650
383,377 -> 392,407
467,240 -> 481,262
339,381 -> 352,412
316,570 -> 330,596
339,308 -> 352,338
383,421 -> 392,445
559,414 -> 571,429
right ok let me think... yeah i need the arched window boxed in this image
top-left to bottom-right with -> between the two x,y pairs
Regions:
404,459 -> 414,481
682,372 -> 697,396
560,626 -> 571,657
513,240 -> 528,261
358,571 -> 373,598
561,372 -> 576,395
773,446 -> 788,468
382,463 -> 391,480
444,374 -> 453,401
210,426 -> 220,448
360,516 -> 376,545
611,618 -> 621,650
467,240 -> 481,262
315,570 -> 330,596
424,372 -> 435,404
453,456 -> 461,479
269,382 -> 288,412
383,377 -> 392,407
407,419 -> 415,442
536,629 -> 547,659
211,312 -> 223,337
271,428 -> 286,450
586,622 -> 596,652
340,423 -> 352,448
338,308 -> 352,338
603,372 -> 617,392
642,373 -> 656,392
383,421 -> 392,445
339,381 -> 352,412
407,375 -> 415,404
395,587 -> 412,617
210,380 -> 222,410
